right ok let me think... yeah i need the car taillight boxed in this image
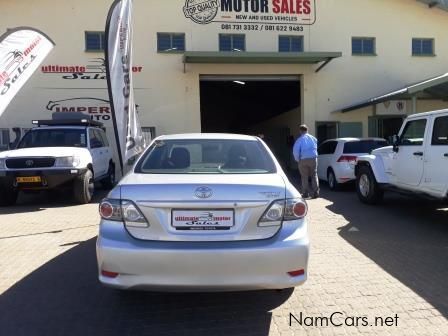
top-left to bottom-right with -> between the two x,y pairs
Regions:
99,199 -> 122,221
99,199 -> 149,227
261,201 -> 284,223
337,155 -> 358,163
101,270 -> 119,278
288,269 -> 305,277
121,200 -> 148,228
259,198 -> 307,226
284,199 -> 308,220
292,201 -> 308,218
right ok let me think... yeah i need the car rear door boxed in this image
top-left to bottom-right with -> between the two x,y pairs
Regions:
394,118 -> 428,187
422,114 -> 448,194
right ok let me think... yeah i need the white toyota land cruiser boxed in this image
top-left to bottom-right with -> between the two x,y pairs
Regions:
0,113 -> 115,206
355,109 -> 448,204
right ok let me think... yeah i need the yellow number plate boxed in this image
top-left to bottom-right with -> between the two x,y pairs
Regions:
16,176 -> 42,183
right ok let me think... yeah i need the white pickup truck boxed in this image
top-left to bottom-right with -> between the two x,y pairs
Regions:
355,109 -> 448,204
0,114 -> 115,206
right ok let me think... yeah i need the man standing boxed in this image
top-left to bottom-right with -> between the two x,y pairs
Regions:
293,125 -> 319,199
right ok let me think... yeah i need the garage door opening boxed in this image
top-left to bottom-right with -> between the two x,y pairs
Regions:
200,75 -> 301,170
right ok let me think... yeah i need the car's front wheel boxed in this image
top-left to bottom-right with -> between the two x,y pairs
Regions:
327,169 -> 339,191
73,169 -> 94,204
356,166 -> 383,204
0,184 -> 18,207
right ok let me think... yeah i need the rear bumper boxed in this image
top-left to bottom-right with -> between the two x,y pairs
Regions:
0,168 -> 87,190
333,164 -> 356,184
96,221 -> 309,291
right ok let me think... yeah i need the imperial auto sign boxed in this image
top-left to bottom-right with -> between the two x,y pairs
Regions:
183,0 -> 316,25
46,98 -> 112,122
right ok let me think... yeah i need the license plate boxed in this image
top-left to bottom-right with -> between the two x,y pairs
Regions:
16,176 -> 42,183
172,210 -> 234,231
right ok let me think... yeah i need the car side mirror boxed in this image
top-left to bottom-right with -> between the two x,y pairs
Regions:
392,135 -> 400,152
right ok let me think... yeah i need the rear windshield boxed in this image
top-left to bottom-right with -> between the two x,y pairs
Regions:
18,129 -> 87,148
135,139 -> 277,174
343,140 -> 388,154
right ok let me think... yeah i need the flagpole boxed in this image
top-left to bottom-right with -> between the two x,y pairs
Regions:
104,0 -> 125,176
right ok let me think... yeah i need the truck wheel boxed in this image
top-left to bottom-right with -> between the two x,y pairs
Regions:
101,164 -> 116,190
73,170 -> 94,204
327,169 -> 339,191
356,166 -> 383,205
0,186 -> 18,207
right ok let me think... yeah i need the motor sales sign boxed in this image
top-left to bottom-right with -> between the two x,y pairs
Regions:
183,0 -> 316,25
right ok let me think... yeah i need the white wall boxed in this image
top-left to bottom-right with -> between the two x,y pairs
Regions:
1,0 -> 448,139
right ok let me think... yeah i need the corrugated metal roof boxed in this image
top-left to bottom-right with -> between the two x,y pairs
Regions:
417,0 -> 448,11
183,51 -> 342,73
183,52 -> 342,64
339,73 -> 448,113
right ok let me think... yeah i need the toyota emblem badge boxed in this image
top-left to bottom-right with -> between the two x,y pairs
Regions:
25,160 -> 34,167
194,186 -> 213,199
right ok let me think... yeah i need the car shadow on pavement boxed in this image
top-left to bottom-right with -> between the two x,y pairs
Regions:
323,187 -> 448,319
0,238 -> 293,336
0,189 -> 109,215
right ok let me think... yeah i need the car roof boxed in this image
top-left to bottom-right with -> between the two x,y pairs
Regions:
407,108 -> 448,119
30,126 -> 101,131
31,126 -> 88,130
155,133 -> 259,141
323,137 -> 386,143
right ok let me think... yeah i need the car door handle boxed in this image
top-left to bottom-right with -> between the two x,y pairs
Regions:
413,152 -> 424,157
444,153 -> 448,158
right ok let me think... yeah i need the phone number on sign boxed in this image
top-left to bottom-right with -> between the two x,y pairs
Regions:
221,24 -> 304,32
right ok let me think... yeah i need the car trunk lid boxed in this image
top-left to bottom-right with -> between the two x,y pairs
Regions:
119,174 -> 286,242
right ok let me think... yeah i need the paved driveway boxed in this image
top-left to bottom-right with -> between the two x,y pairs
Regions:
0,187 -> 447,336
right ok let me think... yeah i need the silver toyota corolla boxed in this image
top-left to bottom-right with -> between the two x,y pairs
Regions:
96,134 -> 309,291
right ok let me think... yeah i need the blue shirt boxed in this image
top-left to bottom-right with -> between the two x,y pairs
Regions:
293,133 -> 318,162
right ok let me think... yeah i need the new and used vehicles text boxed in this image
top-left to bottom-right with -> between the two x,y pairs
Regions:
318,138 -> 388,190
355,110 -> 448,204
0,116 -> 115,206
97,134 -> 309,291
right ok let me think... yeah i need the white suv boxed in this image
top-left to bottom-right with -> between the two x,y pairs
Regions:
355,110 -> 448,204
318,138 -> 388,190
0,115 -> 115,206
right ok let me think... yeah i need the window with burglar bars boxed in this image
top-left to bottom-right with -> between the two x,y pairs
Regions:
157,33 -> 185,52
352,37 -> 376,56
279,36 -> 304,52
219,34 -> 246,52
85,31 -> 106,52
412,38 -> 434,56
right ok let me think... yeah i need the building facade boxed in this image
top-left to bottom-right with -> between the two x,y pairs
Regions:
1,0 -> 448,167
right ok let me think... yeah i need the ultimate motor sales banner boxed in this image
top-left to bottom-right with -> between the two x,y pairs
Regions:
0,27 -> 55,117
105,0 -> 145,174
